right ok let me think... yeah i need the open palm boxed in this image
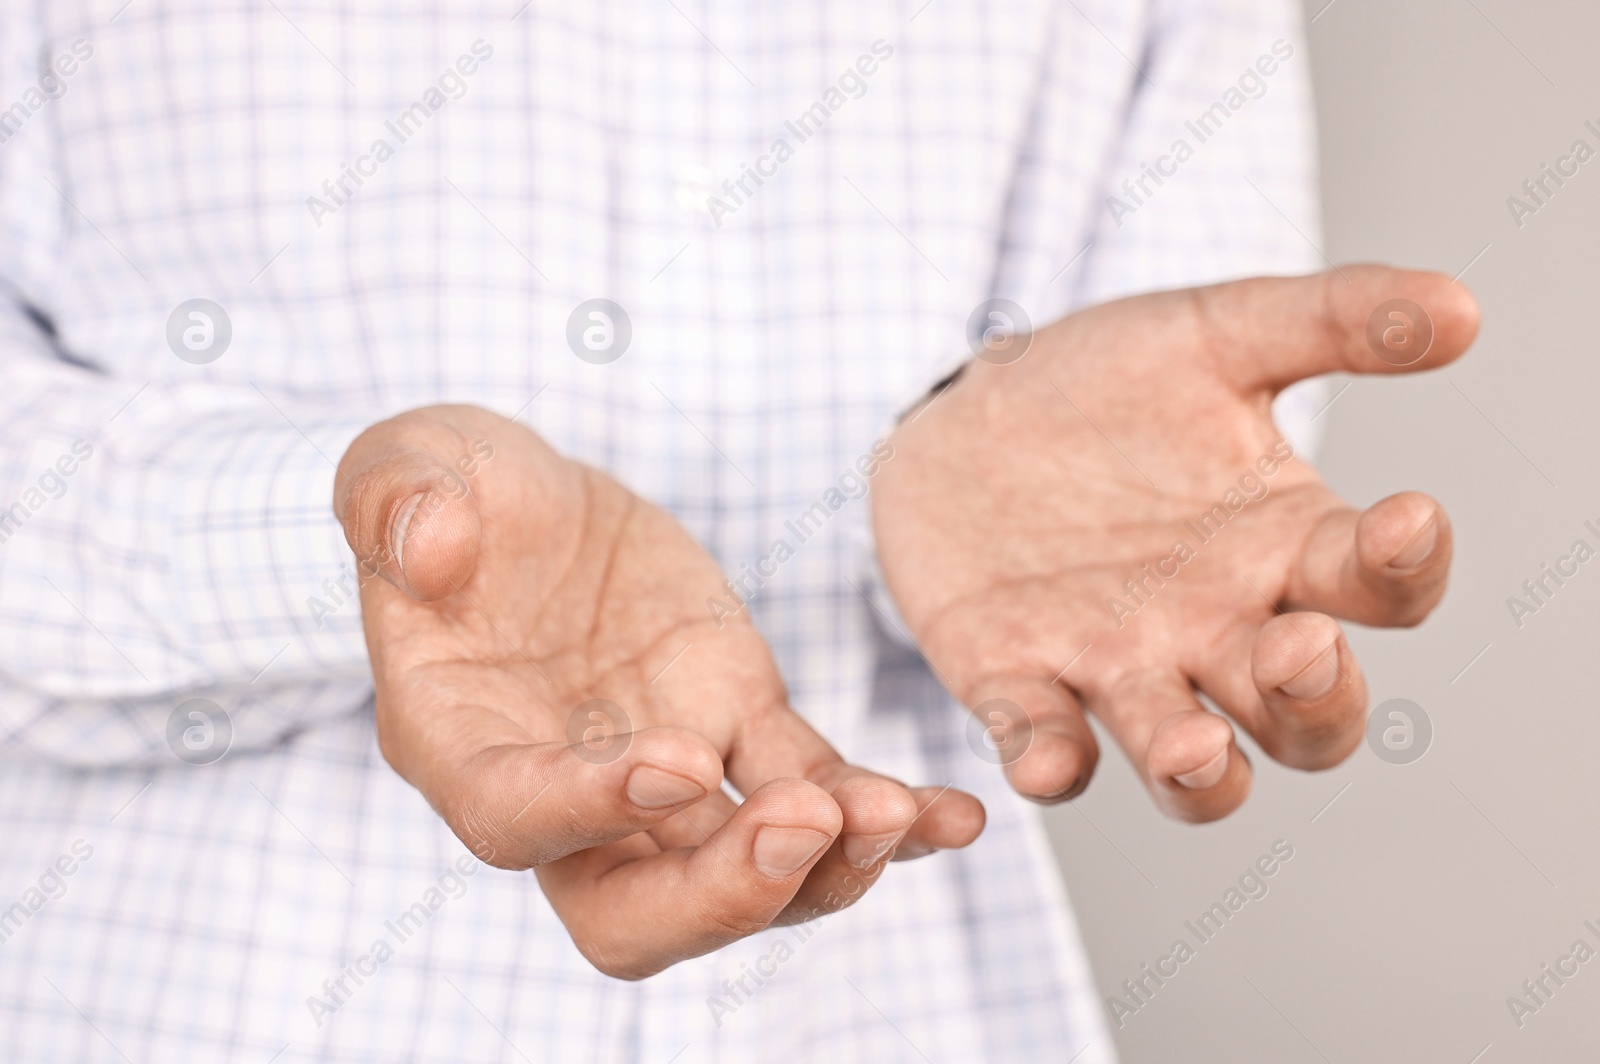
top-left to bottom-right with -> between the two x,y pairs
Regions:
873,267 -> 1479,821
337,405 -> 982,978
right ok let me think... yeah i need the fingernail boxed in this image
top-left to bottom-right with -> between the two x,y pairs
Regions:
1278,643 -> 1339,701
1386,514 -> 1438,571
625,765 -> 706,810
390,491 -> 426,572
842,831 -> 902,871
1173,747 -> 1229,790
753,827 -> 831,878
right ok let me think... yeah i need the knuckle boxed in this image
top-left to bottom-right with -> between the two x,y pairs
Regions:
1268,695 -> 1365,767
1318,269 -> 1350,359
441,795 -> 532,871
1188,285 -> 1225,354
1292,704 -> 1359,751
573,935 -> 654,981
1272,724 -> 1363,772
696,896 -> 776,940
342,467 -> 395,540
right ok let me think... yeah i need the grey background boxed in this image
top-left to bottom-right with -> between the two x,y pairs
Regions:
1044,1 -> 1600,1060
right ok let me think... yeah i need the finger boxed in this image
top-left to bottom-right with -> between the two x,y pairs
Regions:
963,674 -> 1100,804
653,651 -> 922,864
893,784 -> 986,861
1286,492 -> 1453,626
638,607 -> 847,801
716,688 -> 981,852
333,415 -> 484,600
727,707 -> 986,912
1090,670 -> 1250,823
650,612 -> 983,894
820,771 -> 985,865
647,770 -> 982,924
645,787 -> 739,851
775,773 -> 919,923
717,693 -> 854,797
772,772 -> 984,922
536,778 -> 842,980
1192,613 -> 1368,771
1190,265 -> 1481,393
423,721 -> 724,869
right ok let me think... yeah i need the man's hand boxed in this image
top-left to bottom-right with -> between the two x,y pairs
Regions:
334,406 -> 982,978
873,266 -> 1479,821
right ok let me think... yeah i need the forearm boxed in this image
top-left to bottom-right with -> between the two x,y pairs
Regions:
0,326 -> 380,764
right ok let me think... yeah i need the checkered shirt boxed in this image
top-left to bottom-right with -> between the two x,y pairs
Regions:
0,0 -> 1320,1060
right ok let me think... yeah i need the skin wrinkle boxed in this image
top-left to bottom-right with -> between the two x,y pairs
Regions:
441,466 -> 655,696
920,579 -> 1076,683
919,481 -> 1343,700
1275,681 -> 1356,750
503,452 -> 596,658
577,472 -> 635,665
726,694 -> 821,788
1191,283 -> 1270,395
448,795 -> 515,867
467,464 -> 604,668
1318,268 -> 1354,373
449,742 -> 589,869
1283,498 -> 1346,610
567,920 -> 637,981
384,422 -> 474,559
517,477 -> 717,702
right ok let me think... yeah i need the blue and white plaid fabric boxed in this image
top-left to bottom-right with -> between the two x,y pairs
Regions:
0,1 -> 1319,1060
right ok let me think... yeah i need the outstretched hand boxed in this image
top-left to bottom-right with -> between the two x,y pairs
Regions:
873,266 -> 1479,821
335,405 -> 983,978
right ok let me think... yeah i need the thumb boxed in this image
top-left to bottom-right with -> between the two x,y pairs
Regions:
1189,264 -> 1481,393
334,419 -> 483,601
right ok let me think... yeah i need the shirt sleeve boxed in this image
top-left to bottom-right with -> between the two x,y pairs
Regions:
0,14 -> 376,767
